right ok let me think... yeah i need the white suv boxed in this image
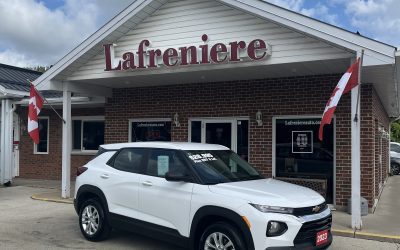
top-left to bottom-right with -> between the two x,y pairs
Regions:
74,142 -> 332,250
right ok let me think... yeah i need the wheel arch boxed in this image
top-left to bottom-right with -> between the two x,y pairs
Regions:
190,206 -> 255,250
75,185 -> 109,215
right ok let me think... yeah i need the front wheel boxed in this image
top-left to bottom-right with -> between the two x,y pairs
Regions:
79,198 -> 111,241
199,222 -> 247,250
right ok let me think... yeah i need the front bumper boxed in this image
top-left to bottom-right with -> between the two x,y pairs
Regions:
240,205 -> 332,250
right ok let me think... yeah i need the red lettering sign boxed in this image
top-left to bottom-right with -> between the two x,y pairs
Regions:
104,34 -> 271,71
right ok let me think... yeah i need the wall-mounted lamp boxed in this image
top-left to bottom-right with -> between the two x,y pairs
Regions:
174,112 -> 180,127
256,110 -> 263,126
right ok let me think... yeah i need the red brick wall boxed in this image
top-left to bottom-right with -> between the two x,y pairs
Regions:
104,75 -> 387,207
18,107 -> 104,180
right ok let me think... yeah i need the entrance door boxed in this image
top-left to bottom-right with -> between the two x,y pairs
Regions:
189,118 -> 249,161
273,117 -> 335,204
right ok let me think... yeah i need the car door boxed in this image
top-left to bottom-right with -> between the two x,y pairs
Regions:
98,148 -> 145,219
138,148 -> 194,237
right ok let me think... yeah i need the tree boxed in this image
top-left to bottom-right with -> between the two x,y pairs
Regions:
390,120 -> 400,142
25,65 -> 51,73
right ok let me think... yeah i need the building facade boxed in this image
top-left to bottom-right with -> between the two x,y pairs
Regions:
9,0 -> 400,211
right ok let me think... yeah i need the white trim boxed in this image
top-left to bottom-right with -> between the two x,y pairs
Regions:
128,118 -> 172,142
71,116 -> 105,153
272,115 -> 336,205
33,117 -> 50,155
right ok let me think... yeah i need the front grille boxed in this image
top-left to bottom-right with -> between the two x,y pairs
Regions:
292,202 -> 328,217
294,214 -> 332,245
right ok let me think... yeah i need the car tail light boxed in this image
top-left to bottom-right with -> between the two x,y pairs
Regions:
76,167 -> 88,176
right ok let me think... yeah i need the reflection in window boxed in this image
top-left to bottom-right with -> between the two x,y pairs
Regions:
72,119 -> 104,152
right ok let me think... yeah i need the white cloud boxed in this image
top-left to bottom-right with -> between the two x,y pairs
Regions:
342,0 -> 400,46
264,0 -> 304,12
0,0 -> 133,68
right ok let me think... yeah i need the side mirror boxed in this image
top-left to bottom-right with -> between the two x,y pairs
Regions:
165,171 -> 191,182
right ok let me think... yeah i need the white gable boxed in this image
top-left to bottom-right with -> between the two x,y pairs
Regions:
66,0 -> 353,81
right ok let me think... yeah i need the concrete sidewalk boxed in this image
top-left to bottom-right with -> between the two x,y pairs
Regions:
8,176 -> 400,243
332,175 -> 400,243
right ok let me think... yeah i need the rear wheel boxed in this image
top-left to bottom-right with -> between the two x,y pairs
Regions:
391,163 -> 400,175
79,198 -> 111,241
199,222 -> 246,250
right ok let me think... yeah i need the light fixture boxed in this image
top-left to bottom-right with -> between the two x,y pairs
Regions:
174,112 -> 180,127
256,110 -> 263,126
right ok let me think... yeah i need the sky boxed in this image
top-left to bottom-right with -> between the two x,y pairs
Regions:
0,0 -> 399,68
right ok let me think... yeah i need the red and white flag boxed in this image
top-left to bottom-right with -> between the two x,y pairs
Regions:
28,83 -> 44,144
319,59 -> 360,141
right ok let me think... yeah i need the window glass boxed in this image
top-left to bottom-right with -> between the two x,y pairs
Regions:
237,120 -> 249,161
390,144 -> 400,153
35,118 -> 48,153
131,121 -> 171,142
72,120 -> 82,150
72,119 -> 104,151
146,149 -> 186,177
191,121 -> 201,143
83,121 -> 104,150
113,148 -> 144,173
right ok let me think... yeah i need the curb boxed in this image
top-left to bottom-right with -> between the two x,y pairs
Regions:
31,194 -> 73,204
332,229 -> 400,243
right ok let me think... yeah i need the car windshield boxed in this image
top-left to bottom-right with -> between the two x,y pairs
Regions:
184,150 -> 263,184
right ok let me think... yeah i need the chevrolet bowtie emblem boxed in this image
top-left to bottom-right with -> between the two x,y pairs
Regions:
312,205 -> 321,213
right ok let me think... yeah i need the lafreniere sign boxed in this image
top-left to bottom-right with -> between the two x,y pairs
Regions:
103,34 -> 271,71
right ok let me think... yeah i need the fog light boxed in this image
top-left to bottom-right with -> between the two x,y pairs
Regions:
266,221 -> 288,237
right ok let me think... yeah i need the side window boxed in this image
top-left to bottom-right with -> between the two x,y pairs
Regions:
391,144 -> 400,153
112,148 -> 144,173
145,149 -> 186,178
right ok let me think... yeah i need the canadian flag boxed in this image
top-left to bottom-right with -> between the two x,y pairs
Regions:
319,59 -> 360,141
28,83 -> 44,144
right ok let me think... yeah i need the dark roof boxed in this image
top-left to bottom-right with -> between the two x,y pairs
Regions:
0,63 -> 42,92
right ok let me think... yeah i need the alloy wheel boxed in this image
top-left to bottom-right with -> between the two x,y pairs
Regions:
204,232 -> 235,250
81,205 -> 100,236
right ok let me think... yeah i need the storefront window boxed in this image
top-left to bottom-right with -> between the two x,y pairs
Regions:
131,120 -> 171,142
34,118 -> 49,154
274,118 -> 334,203
72,118 -> 104,152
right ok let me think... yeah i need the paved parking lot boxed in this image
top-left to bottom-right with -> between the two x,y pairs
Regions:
0,185 -> 399,250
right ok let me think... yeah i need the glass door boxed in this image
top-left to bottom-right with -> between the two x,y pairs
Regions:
190,118 -> 249,161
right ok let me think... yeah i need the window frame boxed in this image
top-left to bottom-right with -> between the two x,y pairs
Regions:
72,116 -> 105,154
33,116 -> 49,155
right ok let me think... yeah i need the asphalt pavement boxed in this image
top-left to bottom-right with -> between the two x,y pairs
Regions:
1,185 -> 399,249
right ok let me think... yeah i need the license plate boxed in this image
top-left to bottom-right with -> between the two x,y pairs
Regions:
316,229 -> 329,246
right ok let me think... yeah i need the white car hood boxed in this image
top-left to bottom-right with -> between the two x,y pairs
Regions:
209,178 -> 325,208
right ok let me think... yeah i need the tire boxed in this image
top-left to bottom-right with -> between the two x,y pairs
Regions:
198,222 -> 247,250
79,198 -> 111,241
391,163 -> 400,175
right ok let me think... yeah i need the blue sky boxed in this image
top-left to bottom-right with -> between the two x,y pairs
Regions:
0,0 -> 399,67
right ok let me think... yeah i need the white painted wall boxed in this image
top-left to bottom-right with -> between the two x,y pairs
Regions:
67,0 -> 352,81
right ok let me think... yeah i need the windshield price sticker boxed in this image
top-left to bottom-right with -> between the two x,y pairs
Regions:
188,153 -> 217,163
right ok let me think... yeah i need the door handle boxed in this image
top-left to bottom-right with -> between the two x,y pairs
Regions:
100,174 -> 110,179
142,181 -> 153,187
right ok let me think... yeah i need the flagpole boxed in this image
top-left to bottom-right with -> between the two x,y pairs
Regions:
354,50 -> 364,122
27,80 -> 66,124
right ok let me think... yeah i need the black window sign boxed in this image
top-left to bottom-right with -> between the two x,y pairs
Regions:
292,131 -> 313,153
131,121 -> 171,142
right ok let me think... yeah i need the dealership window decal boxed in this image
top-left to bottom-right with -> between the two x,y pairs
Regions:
72,117 -> 105,152
34,117 -> 49,154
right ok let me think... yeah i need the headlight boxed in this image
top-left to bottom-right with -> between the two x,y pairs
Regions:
250,204 -> 294,214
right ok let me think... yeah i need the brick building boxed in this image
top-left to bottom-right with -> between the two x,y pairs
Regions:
10,0 -> 400,213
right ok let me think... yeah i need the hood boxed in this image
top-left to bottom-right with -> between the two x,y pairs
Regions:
209,178 -> 325,208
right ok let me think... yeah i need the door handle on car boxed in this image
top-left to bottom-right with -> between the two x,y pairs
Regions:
141,181 -> 153,187
100,174 -> 110,179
